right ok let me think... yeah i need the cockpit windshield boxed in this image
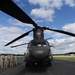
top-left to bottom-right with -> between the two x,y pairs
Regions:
30,41 -> 37,46
29,40 -> 49,47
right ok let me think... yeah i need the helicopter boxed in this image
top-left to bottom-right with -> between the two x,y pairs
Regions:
10,38 -> 54,66
0,0 -> 75,66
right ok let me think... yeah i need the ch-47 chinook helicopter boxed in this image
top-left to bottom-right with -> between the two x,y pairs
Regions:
0,0 -> 75,66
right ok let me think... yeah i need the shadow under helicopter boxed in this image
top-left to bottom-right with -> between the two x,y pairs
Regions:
16,64 -> 49,75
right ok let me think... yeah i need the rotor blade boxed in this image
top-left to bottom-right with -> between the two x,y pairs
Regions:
43,27 -> 75,37
0,0 -> 38,28
45,37 -> 53,40
49,43 -> 54,48
4,29 -> 33,46
50,45 -> 54,47
11,43 -> 28,48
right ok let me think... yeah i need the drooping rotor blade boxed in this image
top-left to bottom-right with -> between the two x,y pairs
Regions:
49,45 -> 54,47
43,27 -> 75,37
0,0 -> 38,28
11,43 -> 28,48
4,29 -> 33,46
45,37 -> 53,40
49,43 -> 54,48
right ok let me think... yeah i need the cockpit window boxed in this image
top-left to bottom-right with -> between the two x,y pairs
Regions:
42,41 -> 47,45
29,41 -> 36,47
29,40 -> 49,47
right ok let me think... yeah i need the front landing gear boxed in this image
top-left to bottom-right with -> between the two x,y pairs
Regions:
47,61 -> 52,66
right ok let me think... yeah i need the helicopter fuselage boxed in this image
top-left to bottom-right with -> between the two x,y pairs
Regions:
25,40 -> 53,65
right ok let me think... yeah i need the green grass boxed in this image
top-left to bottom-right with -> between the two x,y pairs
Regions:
53,56 -> 75,62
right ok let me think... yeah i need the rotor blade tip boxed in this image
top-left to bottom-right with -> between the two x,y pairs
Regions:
4,45 -> 7,46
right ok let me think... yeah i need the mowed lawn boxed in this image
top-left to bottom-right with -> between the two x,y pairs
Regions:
53,56 -> 75,62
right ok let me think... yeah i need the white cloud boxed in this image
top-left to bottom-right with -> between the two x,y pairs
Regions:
28,0 -> 63,9
65,0 -> 75,7
53,33 -> 64,38
48,37 -> 75,54
0,27 -> 22,41
28,0 -> 75,9
31,8 -> 55,22
14,0 -> 25,7
19,2 -> 25,7
29,0 -> 63,22
1,0 -> 75,54
62,22 -> 75,33
44,30 -> 53,34
0,26 -> 33,54
28,0 -> 75,22
34,19 -> 44,23
1,24 -> 75,54
28,0 -> 50,8
8,19 -> 33,27
50,0 -> 63,9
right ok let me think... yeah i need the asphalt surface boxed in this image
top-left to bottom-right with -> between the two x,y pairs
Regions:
0,57 -> 75,75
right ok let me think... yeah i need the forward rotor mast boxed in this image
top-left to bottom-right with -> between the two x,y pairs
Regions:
33,28 -> 44,42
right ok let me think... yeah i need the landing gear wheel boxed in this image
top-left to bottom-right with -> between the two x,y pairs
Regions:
47,62 -> 52,67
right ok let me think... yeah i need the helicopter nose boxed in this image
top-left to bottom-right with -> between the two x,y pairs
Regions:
36,51 -> 45,59
30,47 -> 49,59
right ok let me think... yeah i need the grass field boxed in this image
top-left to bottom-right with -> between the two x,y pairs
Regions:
53,56 -> 75,62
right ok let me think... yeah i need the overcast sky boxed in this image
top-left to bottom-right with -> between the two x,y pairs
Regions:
0,0 -> 75,54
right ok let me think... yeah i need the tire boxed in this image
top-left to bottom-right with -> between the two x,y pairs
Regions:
47,61 -> 52,67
